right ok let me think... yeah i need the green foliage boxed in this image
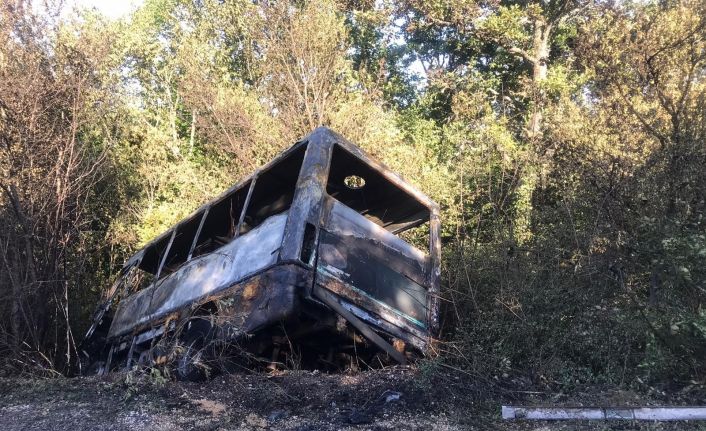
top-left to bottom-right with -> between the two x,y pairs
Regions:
480,5 -> 532,49
393,0 -> 706,386
2,0 -> 705,388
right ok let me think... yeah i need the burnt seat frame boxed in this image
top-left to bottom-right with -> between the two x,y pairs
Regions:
84,127 -> 440,368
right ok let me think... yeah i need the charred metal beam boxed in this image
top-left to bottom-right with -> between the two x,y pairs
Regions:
187,207 -> 209,261
235,177 -> 257,239
280,134 -> 331,262
125,336 -> 137,370
153,229 -> 176,284
428,208 -> 442,336
313,284 -> 407,365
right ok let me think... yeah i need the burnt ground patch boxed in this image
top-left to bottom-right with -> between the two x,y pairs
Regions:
0,367 -> 704,430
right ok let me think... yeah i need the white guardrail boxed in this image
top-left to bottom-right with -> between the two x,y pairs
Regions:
502,406 -> 706,421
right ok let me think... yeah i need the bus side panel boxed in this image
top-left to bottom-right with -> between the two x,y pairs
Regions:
108,212 -> 289,338
316,201 -> 430,332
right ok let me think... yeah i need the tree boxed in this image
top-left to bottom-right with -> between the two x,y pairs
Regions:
0,1 -> 123,371
576,0 -> 706,373
257,0 -> 351,137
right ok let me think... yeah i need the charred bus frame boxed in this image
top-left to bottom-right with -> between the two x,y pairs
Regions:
82,127 -> 441,375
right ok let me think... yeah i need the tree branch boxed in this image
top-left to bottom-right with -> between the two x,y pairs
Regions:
507,46 -> 537,65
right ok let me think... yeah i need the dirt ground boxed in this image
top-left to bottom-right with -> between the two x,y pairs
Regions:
0,367 -> 704,430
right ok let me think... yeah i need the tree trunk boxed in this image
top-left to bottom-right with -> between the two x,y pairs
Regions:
189,109 -> 196,154
512,15 -> 554,243
527,17 -> 551,141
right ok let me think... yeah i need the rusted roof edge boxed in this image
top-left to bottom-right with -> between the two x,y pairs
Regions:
307,127 -> 439,211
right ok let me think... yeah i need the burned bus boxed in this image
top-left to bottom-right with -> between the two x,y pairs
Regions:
81,127 -> 441,378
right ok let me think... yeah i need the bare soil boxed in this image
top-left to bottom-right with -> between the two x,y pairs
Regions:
0,367 -> 704,430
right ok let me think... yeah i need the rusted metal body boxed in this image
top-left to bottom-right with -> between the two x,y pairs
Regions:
81,127 -> 441,375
